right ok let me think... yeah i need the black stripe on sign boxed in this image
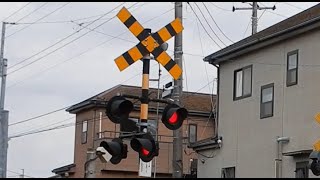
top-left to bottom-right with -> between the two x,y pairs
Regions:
141,89 -> 149,103
151,47 -> 162,59
151,32 -> 164,45
124,16 -> 136,28
164,59 -> 176,71
165,24 -> 176,37
137,29 -> 150,41
123,52 -> 134,65
142,58 -> 150,74
136,42 -> 148,56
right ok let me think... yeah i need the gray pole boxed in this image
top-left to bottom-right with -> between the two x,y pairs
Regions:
252,2 -> 258,34
172,2 -> 183,178
0,21 -> 8,179
233,2 -> 276,35
84,148 -> 97,178
0,110 -> 8,178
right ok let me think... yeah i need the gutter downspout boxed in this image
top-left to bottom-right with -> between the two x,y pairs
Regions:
276,137 -> 290,178
212,63 -> 219,137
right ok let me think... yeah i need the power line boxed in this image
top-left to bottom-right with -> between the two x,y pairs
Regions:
7,2 -> 126,75
6,169 -> 34,178
7,2 -> 48,29
13,2 -> 147,26
281,2 -> 305,10
6,2 -> 71,38
196,18 -> 214,111
7,2 -> 129,70
209,2 -> 232,11
8,105 -> 71,126
202,2 -> 234,43
2,2 -> 32,21
7,7 -> 174,88
193,2 -> 227,47
187,2 -> 222,49
9,116 -> 74,138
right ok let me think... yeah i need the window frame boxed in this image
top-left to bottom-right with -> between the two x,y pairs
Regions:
260,83 -> 274,119
233,65 -> 253,101
81,120 -> 88,144
286,50 -> 299,87
188,123 -> 197,144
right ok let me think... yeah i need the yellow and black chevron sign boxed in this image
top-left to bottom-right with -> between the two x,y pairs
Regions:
314,113 -> 320,151
114,7 -> 184,80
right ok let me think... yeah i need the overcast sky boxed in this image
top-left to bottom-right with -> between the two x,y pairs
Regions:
0,2 -> 318,178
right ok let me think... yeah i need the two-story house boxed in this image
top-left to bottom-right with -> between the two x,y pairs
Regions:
51,84 -> 215,178
193,3 -> 320,178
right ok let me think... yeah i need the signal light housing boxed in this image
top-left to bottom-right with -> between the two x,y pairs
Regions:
309,151 -> 320,176
130,133 -> 159,162
161,104 -> 188,130
99,138 -> 127,164
106,96 -> 133,124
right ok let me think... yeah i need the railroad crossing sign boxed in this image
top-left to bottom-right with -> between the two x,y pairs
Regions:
314,113 -> 320,151
114,7 -> 184,80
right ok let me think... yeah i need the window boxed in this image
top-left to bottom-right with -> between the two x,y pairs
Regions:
287,50 -> 298,86
221,167 -> 235,178
295,161 -> 309,178
188,124 -> 197,143
234,65 -> 252,100
81,120 -> 88,144
260,83 -> 274,119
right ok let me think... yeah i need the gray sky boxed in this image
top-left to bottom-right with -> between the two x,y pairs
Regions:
0,2 -> 318,178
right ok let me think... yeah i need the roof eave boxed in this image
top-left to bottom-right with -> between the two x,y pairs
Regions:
204,15 -> 320,65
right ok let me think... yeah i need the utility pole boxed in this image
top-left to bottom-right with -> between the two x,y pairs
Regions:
0,21 -> 10,179
172,2 -> 183,178
84,148 -> 97,178
233,2 -> 276,34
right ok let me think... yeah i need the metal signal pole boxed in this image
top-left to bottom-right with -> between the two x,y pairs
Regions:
172,2 -> 183,178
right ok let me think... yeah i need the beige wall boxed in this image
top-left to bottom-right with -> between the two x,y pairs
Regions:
198,29 -> 320,178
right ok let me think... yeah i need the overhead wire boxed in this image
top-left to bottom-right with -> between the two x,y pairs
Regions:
2,2 -> 32,21
6,2 -> 48,29
187,2 -> 222,49
202,2 -> 234,43
7,7 -> 174,88
7,2 -> 127,75
193,2 -> 227,47
209,2 -> 232,12
6,2 -> 71,38
7,2 -> 129,70
8,105 -> 71,126
8,58 -> 173,138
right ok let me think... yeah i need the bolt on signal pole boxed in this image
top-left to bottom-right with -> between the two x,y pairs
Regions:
172,2 -> 183,178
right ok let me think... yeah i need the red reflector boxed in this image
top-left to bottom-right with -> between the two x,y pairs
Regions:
168,112 -> 178,124
141,148 -> 150,156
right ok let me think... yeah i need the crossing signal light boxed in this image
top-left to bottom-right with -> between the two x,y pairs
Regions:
106,96 -> 133,124
309,151 -> 320,176
99,138 -> 127,164
162,104 -> 188,130
130,133 -> 159,162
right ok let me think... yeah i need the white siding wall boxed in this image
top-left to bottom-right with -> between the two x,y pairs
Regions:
198,29 -> 320,178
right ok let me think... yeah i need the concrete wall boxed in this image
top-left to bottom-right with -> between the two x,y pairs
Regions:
198,29 -> 320,178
